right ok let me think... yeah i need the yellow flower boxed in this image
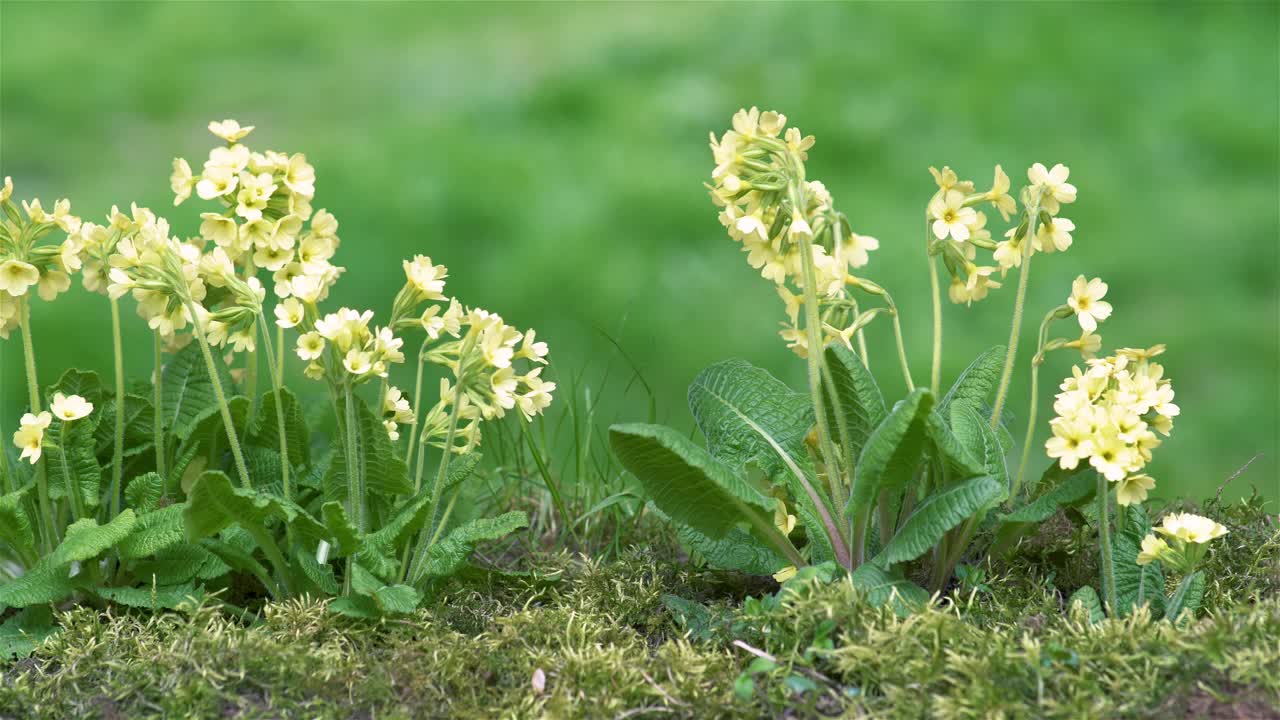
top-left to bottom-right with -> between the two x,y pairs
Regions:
1065,330 -> 1103,359
1035,217 -> 1075,253
403,255 -> 448,300
208,119 -> 255,143
13,411 -> 51,464
196,167 -> 238,200
1045,416 -> 1094,470
772,566 -> 798,583
274,298 -> 305,328
1156,512 -> 1229,544
928,189 -> 978,242
170,158 -> 194,205
928,166 -> 975,193
987,165 -> 1017,221
1067,275 -> 1113,332
0,176 -> 12,202
0,259 -> 41,297
296,331 -> 325,361
839,232 -> 879,270
51,393 -> 94,422
1027,162 -> 1077,215
1136,534 -> 1170,566
343,349 -> 374,377
235,172 -> 277,221
1115,473 -> 1155,506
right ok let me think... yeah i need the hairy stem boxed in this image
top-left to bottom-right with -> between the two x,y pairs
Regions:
19,298 -> 56,551
885,293 -> 916,392
109,299 -> 126,519
990,194 -> 1043,430
927,230 -> 943,397
405,339 -> 429,469
152,331 -> 167,488
257,312 -> 291,504
187,302 -> 251,489
1097,472 -> 1118,612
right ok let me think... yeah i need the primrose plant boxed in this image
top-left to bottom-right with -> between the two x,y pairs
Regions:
0,120 -> 554,620
611,108 -> 1224,607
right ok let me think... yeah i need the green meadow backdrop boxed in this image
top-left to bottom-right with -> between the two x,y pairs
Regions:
2,2 -> 1276,502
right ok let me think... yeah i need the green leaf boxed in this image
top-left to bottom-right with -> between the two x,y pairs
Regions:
323,396 -> 411,507
294,545 -> 340,596
949,406 -> 1009,488
0,560 -> 76,608
1069,585 -> 1105,624
124,472 -> 165,513
610,423 -> 778,541
926,409 -> 985,481
418,511 -> 528,580
183,470 -> 323,542
0,489 -> 37,561
1166,571 -> 1205,620
675,524 -> 787,575
989,465 -> 1097,557
875,475 -> 1003,566
93,393 -> 155,460
849,562 -> 929,617
117,504 -> 186,560
250,387 -> 310,468
848,389 -> 933,518
95,582 -> 204,611
45,411 -> 103,511
938,346 -> 1005,420
331,563 -> 421,617
130,543 -> 231,586
822,344 -> 888,463
46,369 -> 104,408
687,359 -> 813,479
179,395 -> 252,469
1113,527 -> 1165,617
320,501 -> 364,557
51,510 -> 137,565
162,342 -> 236,440
0,606 -> 57,659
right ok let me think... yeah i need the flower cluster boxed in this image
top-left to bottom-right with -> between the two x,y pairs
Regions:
0,177 -> 84,337
300,307 -> 405,382
1046,345 -> 1179,505
10,392 -> 94,465
1137,512 -> 1228,572
415,306 -> 553,453
707,107 -> 884,357
926,162 -> 1076,306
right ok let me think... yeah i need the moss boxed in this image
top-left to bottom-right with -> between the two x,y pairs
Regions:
1,500 -> 1276,719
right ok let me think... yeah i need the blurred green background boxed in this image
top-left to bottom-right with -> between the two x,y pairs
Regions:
2,2 -> 1276,503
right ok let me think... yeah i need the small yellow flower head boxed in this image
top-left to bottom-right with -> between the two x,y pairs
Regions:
208,119 -> 255,143
929,166 -> 975,193
987,165 -> 1017,221
1135,534 -> 1171,566
0,259 -> 41,297
1027,162 -> 1077,215
295,331 -> 325,361
12,411 -> 52,464
50,393 -> 94,422
1065,330 -> 1103,359
772,566 -> 798,583
1115,473 -> 1155,506
171,158 -> 195,206
274,298 -> 305,328
928,189 -> 978,242
0,176 -> 12,202
1156,512 -> 1229,545
403,255 -> 448,301
1067,275 -> 1113,332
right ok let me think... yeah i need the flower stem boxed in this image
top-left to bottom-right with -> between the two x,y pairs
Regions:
343,383 -> 365,532
884,293 -> 916,392
990,195 -> 1042,430
256,313 -> 291,504
927,229 -> 943,397
188,303 -> 251,489
405,339 -> 429,468
152,332 -> 167,489
408,367 -> 467,582
796,231 -> 843,496
1097,472 -> 1118,613
18,298 -> 56,551
58,422 -> 85,521
108,299 -> 126,519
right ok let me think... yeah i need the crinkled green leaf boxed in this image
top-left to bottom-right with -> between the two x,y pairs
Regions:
675,524 -> 787,575
0,511 -> 136,607
117,504 -> 186,560
848,389 -> 933,518
179,396 -> 252,472
323,396 -> 411,508
183,470 -> 323,541
51,510 -> 137,565
251,387 -> 310,468
130,543 -> 231,586
124,471 -> 165,513
45,412 -> 103,510
822,343 -> 888,464
938,346 -> 1005,420
331,563 -> 421,618
687,359 -> 812,479
163,342 -> 236,440
0,606 -> 57,659
950,406 -> 1009,488
419,511 -> 528,580
46,369 -> 104,408
989,465 -> 1096,557
1114,527 -> 1165,617
1069,585 -> 1105,624
610,423 -> 777,540
321,501 -> 364,557
1166,570 -> 1205,620
0,489 -> 37,561
294,545 -> 340,596
0,560 -> 76,607
927,409 -> 985,481
875,475 -> 1002,566
849,562 -> 929,617
95,582 -> 204,611
94,393 -> 155,460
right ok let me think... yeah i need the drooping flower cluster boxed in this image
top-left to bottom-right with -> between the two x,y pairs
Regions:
926,162 -> 1076,306
0,177 -> 84,337
1137,512 -> 1228,572
1046,345 -> 1179,505
707,107 -> 885,357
